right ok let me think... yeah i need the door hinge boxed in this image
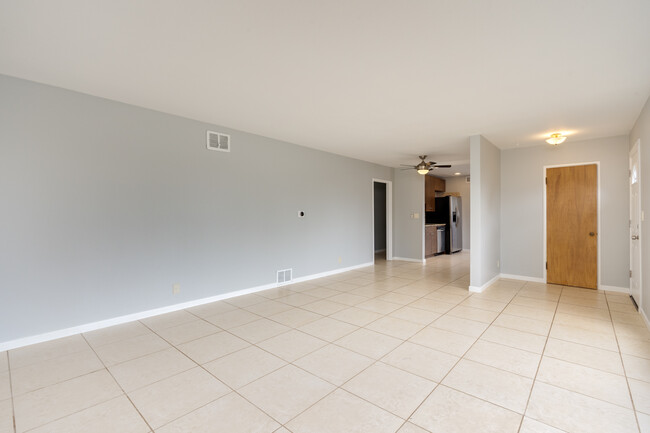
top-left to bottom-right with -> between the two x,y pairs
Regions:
546,261 -> 548,270
545,177 -> 547,185
630,270 -> 633,278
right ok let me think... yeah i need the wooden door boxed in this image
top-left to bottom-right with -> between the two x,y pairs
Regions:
546,164 -> 598,289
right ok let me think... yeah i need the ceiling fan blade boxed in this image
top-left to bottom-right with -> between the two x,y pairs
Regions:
433,165 -> 452,168
399,164 -> 416,167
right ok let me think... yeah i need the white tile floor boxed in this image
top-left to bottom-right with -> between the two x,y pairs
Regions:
2,251 -> 650,432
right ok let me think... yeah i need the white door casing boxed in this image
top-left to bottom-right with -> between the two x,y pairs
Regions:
630,140 -> 642,306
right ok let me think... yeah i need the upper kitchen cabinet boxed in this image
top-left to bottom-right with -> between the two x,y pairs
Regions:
425,175 -> 446,211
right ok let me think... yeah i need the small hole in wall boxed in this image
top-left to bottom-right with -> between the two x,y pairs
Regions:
298,211 -> 305,218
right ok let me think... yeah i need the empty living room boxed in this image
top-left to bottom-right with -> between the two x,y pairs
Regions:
1,1 -> 650,432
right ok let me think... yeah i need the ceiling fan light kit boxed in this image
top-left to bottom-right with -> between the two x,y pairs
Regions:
402,155 -> 452,175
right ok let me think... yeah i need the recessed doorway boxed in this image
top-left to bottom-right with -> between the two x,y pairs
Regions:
373,179 -> 393,262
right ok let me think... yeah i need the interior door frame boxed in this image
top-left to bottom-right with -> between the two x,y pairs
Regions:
543,162 -> 601,288
372,179 -> 393,261
630,139 -> 642,305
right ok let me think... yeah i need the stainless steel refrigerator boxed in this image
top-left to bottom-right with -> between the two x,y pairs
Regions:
432,196 -> 462,253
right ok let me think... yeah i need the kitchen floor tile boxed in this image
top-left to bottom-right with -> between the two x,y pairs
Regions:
203,345 -> 286,389
128,367 -> 229,429
442,359 -> 533,413
536,356 -> 632,409
342,363 -> 436,418
13,370 -> 122,433
238,365 -> 335,424
526,381 -> 638,433
297,317 -> 358,342
335,328 -> 402,359
285,388 -> 403,433
409,326 -> 476,356
294,344 -> 373,386
156,392 -> 280,433
10,348 -> 103,396
26,395 -> 149,433
464,340 -> 541,378
381,341 -> 459,382
257,330 -> 327,362
108,347 -> 196,392
410,385 -> 522,433
177,331 -> 249,364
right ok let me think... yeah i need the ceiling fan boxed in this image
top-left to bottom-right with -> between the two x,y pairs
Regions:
401,155 -> 452,175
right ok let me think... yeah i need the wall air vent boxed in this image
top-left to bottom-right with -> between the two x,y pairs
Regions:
465,176 -> 471,183
206,131 -> 231,152
276,269 -> 293,285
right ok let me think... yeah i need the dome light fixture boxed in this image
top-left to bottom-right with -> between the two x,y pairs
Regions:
546,133 -> 567,146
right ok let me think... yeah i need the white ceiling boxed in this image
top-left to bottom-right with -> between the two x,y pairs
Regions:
1,1 -> 649,168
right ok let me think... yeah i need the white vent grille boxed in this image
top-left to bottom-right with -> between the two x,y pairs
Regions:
207,131 -> 230,152
276,269 -> 293,284
465,176 -> 471,183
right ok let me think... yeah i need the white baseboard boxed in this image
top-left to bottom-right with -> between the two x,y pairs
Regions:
598,285 -> 630,294
392,257 -> 426,264
469,273 -> 501,293
641,308 -> 650,332
0,261 -> 373,352
499,273 -> 545,283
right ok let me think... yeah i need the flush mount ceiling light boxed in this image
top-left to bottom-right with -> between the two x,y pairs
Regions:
454,172 -> 461,176
546,133 -> 567,145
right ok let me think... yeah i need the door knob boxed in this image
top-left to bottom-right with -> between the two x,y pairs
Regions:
589,232 -> 595,237
632,235 -> 639,240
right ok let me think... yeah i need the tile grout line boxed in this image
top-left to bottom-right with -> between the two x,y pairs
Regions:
79,333 -> 157,433
393,279 -> 532,432
139,315 -> 290,431
604,292 -> 643,433
6,351 -> 16,433
258,270 -> 471,431
515,283 -> 564,433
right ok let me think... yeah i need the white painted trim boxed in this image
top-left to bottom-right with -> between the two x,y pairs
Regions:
599,285 -> 630,294
499,273 -> 545,283
469,273 -> 501,293
543,162 -> 601,287
372,178 -> 393,261
0,261 -> 373,352
630,139 -> 642,308
393,256 -> 427,264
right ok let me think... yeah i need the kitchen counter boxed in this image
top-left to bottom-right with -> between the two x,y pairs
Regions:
425,223 -> 446,227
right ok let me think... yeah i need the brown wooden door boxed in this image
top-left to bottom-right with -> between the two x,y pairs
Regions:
546,164 -> 598,289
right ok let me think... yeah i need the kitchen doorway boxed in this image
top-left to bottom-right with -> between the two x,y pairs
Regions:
545,163 -> 600,289
372,179 -> 393,261
630,140 -> 642,308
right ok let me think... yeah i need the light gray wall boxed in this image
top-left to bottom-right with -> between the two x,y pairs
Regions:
470,135 -> 501,288
0,74 -> 393,344
631,95 -> 650,315
444,176 -> 470,250
373,182 -> 387,252
392,168 -> 424,261
501,135 -> 629,288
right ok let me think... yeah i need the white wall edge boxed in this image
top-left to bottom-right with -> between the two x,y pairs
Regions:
393,257 -> 426,264
499,273 -> 545,283
0,261 -> 373,352
599,285 -> 630,294
469,273 -> 501,293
